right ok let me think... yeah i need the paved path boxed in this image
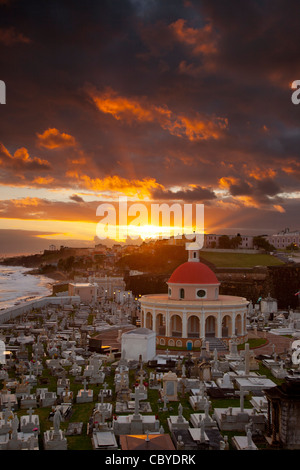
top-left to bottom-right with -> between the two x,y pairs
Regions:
247,330 -> 293,357
95,327 -> 294,358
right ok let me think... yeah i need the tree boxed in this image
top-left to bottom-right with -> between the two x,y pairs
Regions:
253,236 -> 275,252
230,235 -> 242,249
286,243 -> 299,251
218,235 -> 231,249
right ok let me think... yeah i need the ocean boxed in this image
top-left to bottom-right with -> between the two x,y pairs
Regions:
0,265 -> 54,310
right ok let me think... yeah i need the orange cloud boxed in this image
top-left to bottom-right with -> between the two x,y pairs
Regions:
218,176 -> 240,189
273,204 -> 285,213
90,88 -> 153,122
169,19 -> 218,55
87,87 -> 227,141
36,128 -> 77,149
172,114 -> 228,141
246,166 -> 277,180
282,161 -> 300,179
0,143 -> 51,170
32,176 -> 55,185
237,195 -> 262,208
12,197 -> 40,207
66,170 -> 164,199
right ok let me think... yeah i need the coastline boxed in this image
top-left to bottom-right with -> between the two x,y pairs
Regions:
0,265 -> 56,311
26,268 -> 71,282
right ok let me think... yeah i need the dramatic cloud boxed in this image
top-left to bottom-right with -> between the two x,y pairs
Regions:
36,128 -> 77,149
0,143 -> 51,172
86,86 -> 228,141
66,170 -> 164,198
151,185 -> 216,202
0,0 -> 299,252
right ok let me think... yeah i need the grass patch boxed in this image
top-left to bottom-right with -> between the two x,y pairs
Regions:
237,338 -> 268,350
200,252 -> 284,268
258,363 -> 285,386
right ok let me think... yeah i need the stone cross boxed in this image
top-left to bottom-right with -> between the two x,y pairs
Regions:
12,415 -> 19,438
27,407 -> 34,422
134,385 -> 144,418
99,390 -> 104,409
163,395 -> 169,411
83,378 -> 88,392
198,415 -> 205,443
235,389 -> 249,412
204,399 -> 210,420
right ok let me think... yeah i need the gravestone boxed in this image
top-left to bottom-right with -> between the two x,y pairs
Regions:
43,408 -> 68,450
76,378 -> 93,403
162,371 -> 178,401
167,403 -> 189,431
20,407 -> 40,433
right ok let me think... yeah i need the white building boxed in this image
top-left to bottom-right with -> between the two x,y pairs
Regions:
121,327 -> 156,362
264,228 -> 300,250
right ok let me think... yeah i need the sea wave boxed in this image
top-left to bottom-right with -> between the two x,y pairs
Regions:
0,265 -> 54,310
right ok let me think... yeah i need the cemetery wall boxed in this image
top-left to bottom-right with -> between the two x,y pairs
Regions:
0,295 -> 80,324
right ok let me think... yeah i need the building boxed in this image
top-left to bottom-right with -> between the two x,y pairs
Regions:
264,228 -> 300,250
68,283 -> 98,304
89,276 -> 125,299
71,276 -> 126,301
139,242 -> 249,349
204,234 -> 254,249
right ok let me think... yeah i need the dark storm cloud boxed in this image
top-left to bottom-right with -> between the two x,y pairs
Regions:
0,0 -> 299,237
69,194 -> 84,203
151,185 -> 216,202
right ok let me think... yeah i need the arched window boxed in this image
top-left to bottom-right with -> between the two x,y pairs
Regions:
180,288 -> 185,299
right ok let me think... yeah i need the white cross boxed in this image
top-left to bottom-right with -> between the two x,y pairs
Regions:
134,386 -> 144,418
235,389 -> 249,412
27,407 -> 34,422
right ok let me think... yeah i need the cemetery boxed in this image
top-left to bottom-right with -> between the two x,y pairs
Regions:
0,276 -> 299,452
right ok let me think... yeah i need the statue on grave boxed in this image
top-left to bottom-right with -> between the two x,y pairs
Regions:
53,409 -> 62,434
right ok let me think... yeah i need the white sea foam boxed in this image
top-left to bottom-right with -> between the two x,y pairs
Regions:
0,265 -> 54,310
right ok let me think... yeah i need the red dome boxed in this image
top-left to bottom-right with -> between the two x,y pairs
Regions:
168,261 -> 219,285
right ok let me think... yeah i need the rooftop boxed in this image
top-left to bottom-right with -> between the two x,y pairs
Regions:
168,261 -> 220,285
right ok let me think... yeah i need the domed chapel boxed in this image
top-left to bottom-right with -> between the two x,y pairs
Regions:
139,242 -> 248,349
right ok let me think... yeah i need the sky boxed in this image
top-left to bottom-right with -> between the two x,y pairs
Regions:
0,0 -> 300,254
